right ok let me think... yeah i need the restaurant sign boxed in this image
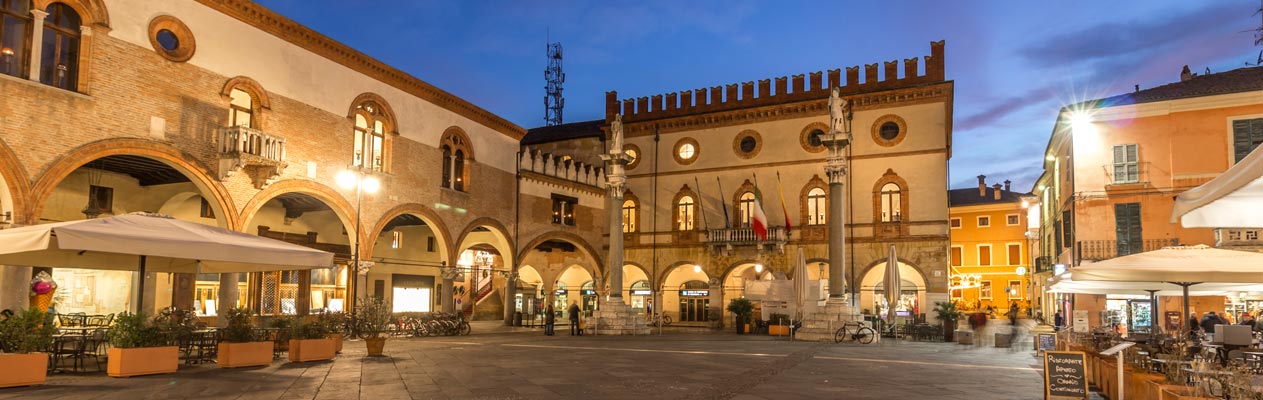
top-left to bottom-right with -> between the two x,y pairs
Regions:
1043,351 -> 1088,399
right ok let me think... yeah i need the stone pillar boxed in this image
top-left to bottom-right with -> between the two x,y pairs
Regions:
216,273 -> 239,327
297,271 -> 311,316
441,272 -> 455,313
588,115 -> 649,335
171,273 -> 195,310
503,271 -> 517,325
27,9 -> 48,81
0,266 -> 31,312
607,185 -> 624,301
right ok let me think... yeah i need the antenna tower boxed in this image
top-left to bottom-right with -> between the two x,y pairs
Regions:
544,39 -> 565,126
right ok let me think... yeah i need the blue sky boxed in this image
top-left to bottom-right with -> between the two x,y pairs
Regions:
257,0 -> 1262,191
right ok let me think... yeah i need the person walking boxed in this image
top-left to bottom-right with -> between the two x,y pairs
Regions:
1201,311 -> 1222,336
544,304 -> 556,336
1054,311 -> 1064,332
568,302 -> 582,336
1188,312 -> 1201,338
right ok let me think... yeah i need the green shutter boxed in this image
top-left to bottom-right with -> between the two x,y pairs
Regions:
1114,203 -> 1142,256
1234,119 -> 1263,163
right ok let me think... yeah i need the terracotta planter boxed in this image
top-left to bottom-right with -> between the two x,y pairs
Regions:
217,341 -> 273,368
365,337 -> 386,356
288,338 -> 336,363
327,333 -> 344,353
107,346 -> 179,378
768,325 -> 789,336
0,353 -> 48,388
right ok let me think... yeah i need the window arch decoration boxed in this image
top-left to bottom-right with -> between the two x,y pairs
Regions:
871,169 -> 910,224
732,129 -> 762,159
347,93 -> 397,173
870,114 -> 908,147
730,179 -> 757,228
672,184 -> 699,231
621,190 -> 639,233
799,122 -> 830,153
799,174 -> 828,226
440,126 -> 474,191
220,76 -> 270,129
33,0 -> 109,29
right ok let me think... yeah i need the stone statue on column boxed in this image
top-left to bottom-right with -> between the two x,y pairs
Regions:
829,87 -> 848,134
592,114 -> 649,335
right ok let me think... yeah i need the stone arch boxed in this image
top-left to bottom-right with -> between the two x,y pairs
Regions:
516,231 -> 604,277
657,260 -> 703,289
363,203 -> 453,260
35,0 -> 109,28
452,217 -> 515,265
347,92 -> 398,134
621,261 -> 651,282
220,76 -> 272,110
440,126 -> 475,161
854,257 -> 930,292
0,138 -> 33,224
236,179 -> 357,246
30,138 -> 237,229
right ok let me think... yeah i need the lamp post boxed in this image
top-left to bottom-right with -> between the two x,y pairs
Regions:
337,168 -> 380,319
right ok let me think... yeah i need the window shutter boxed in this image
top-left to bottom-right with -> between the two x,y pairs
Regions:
1008,244 -> 1021,265
1234,119 -> 1263,163
1114,203 -> 1142,256
951,247 -> 962,266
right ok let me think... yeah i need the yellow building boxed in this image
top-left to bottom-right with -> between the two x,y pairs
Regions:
948,176 -> 1036,316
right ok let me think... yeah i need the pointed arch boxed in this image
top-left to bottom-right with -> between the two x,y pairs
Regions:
731,179 -> 756,227
872,168 -> 910,225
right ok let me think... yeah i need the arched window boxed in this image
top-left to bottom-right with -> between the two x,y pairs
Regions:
441,145 -> 452,187
807,187 -> 826,225
228,88 -> 253,128
440,127 -> 472,191
622,199 -> 637,233
40,3 -> 80,91
352,101 -> 387,171
0,0 -> 31,79
453,149 -> 465,191
676,195 -> 694,231
880,183 -> 902,222
739,192 -> 755,227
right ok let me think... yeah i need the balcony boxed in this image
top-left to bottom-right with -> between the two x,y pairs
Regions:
706,226 -> 787,255
218,125 -> 287,189
1101,162 -> 1150,188
1075,238 -> 1179,262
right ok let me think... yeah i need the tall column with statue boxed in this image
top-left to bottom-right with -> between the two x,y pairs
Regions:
590,114 -> 649,335
795,88 -> 861,341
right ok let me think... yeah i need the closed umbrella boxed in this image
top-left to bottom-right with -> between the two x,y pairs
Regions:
884,244 -> 900,325
793,248 -> 807,340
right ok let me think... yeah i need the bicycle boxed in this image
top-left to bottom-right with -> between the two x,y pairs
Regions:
645,313 -> 672,327
834,321 -> 876,344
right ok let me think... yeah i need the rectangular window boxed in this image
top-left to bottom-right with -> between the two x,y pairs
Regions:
1062,211 -> 1072,248
391,231 -> 403,249
1112,144 -> 1139,183
978,244 -> 992,266
87,185 -> 112,216
1007,243 -> 1021,265
1114,202 -> 1143,256
1233,118 -> 1263,163
427,236 -> 436,252
980,281 -> 992,300
1006,214 -> 1020,226
199,198 -> 215,219
977,216 -> 990,228
949,218 -> 961,229
950,246 -> 962,267
1007,280 -> 1022,301
552,194 -> 577,226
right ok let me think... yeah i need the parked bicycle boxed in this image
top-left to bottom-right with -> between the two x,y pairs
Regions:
834,321 -> 876,344
645,312 -> 672,327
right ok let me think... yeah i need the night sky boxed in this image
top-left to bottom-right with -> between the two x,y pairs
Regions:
256,0 -> 1261,191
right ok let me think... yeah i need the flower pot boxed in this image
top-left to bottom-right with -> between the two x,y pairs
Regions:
217,341 -> 273,368
744,324 -> 751,334
288,338 -> 336,363
107,346 -> 179,378
0,353 -> 48,387
327,333 -> 344,353
365,337 -> 387,356
768,325 -> 789,336
942,321 -> 955,342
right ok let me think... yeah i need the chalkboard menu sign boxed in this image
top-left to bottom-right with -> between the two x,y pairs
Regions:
1037,333 -> 1057,352
1044,351 -> 1088,399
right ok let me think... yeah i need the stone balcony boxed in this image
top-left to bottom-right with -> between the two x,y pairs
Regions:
218,125 -> 287,189
519,147 -> 605,188
706,226 -> 788,255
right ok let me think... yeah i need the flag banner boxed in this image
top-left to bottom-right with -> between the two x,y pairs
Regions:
717,177 -> 731,229
751,174 -> 769,241
775,171 -> 792,235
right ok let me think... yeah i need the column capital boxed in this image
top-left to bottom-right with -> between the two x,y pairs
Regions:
30,9 -> 49,19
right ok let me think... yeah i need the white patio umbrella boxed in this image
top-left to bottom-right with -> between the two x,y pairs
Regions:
1070,245 -> 1263,331
1171,145 -> 1263,228
0,212 -> 335,312
884,244 -> 899,324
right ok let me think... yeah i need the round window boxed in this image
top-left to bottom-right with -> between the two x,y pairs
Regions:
879,122 -> 900,140
673,138 -> 699,165
678,143 -> 695,159
739,136 -> 757,153
156,30 -> 179,51
625,148 -> 637,163
808,129 -> 824,147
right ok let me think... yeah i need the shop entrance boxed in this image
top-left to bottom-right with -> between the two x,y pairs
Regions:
678,280 -> 710,322
580,281 -> 597,317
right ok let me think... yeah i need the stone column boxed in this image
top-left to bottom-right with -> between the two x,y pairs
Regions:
607,184 -> 625,301
171,273 -> 195,310
588,115 -> 648,335
296,271 -> 311,316
503,271 -> 517,325
216,273 -> 239,327
823,136 -> 849,300
441,267 -> 456,313
27,9 -> 48,81
0,267 -> 31,312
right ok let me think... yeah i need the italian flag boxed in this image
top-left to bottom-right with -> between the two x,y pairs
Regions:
751,187 -> 769,241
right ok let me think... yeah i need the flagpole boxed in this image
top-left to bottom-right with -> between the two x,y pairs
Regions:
694,177 -> 710,231
716,177 -> 731,229
775,171 -> 792,239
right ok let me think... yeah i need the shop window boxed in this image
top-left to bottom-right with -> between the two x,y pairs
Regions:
676,195 -> 694,231
980,281 -> 992,300
228,88 -> 253,128
1007,244 -> 1021,265
552,194 -> 577,226
880,183 -> 901,222
977,216 -> 990,227
0,0 -> 30,79
806,187 -> 826,225
40,3 -> 79,90
1233,118 -> 1263,163
621,199 -> 637,233
950,246 -> 962,267
978,244 -> 991,266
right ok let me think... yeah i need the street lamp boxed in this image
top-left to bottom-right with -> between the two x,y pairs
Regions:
337,168 -> 380,318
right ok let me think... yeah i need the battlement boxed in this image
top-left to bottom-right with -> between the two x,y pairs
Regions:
604,41 -> 945,123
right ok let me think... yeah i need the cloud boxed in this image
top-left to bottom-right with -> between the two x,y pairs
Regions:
955,85 -> 1058,131
1017,3 -> 1242,66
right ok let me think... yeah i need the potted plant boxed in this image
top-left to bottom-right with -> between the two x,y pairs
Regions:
767,313 -> 790,336
288,316 -> 335,362
217,308 -> 271,368
107,312 -> 178,377
318,311 -> 346,353
356,298 -> 392,356
727,298 -> 754,334
932,301 -> 962,342
0,307 -> 55,387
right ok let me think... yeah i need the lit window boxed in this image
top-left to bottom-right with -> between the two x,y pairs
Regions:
880,183 -> 901,222
978,216 -> 991,227
621,199 -> 637,233
677,195 -> 694,231
441,129 -> 472,191
0,0 -> 31,79
625,148 -> 637,164
228,88 -> 253,128
40,3 -> 80,91
391,231 -> 403,249
739,192 -> 755,227
552,195 -> 577,226
678,143 -> 695,160
806,187 -> 826,225
980,281 -> 992,299
1007,280 -> 1022,301
353,101 -> 388,172
392,287 -> 431,313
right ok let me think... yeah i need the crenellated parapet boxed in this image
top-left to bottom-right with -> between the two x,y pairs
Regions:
604,41 -> 945,123
519,147 -> 605,188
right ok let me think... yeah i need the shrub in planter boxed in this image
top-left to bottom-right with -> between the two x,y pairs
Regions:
0,307 -> 55,387
218,308 -> 271,368
356,298 -> 392,356
726,298 -> 754,334
767,313 -> 791,336
288,317 -> 335,363
933,301 -> 962,342
316,311 -> 346,353
107,312 -> 178,378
